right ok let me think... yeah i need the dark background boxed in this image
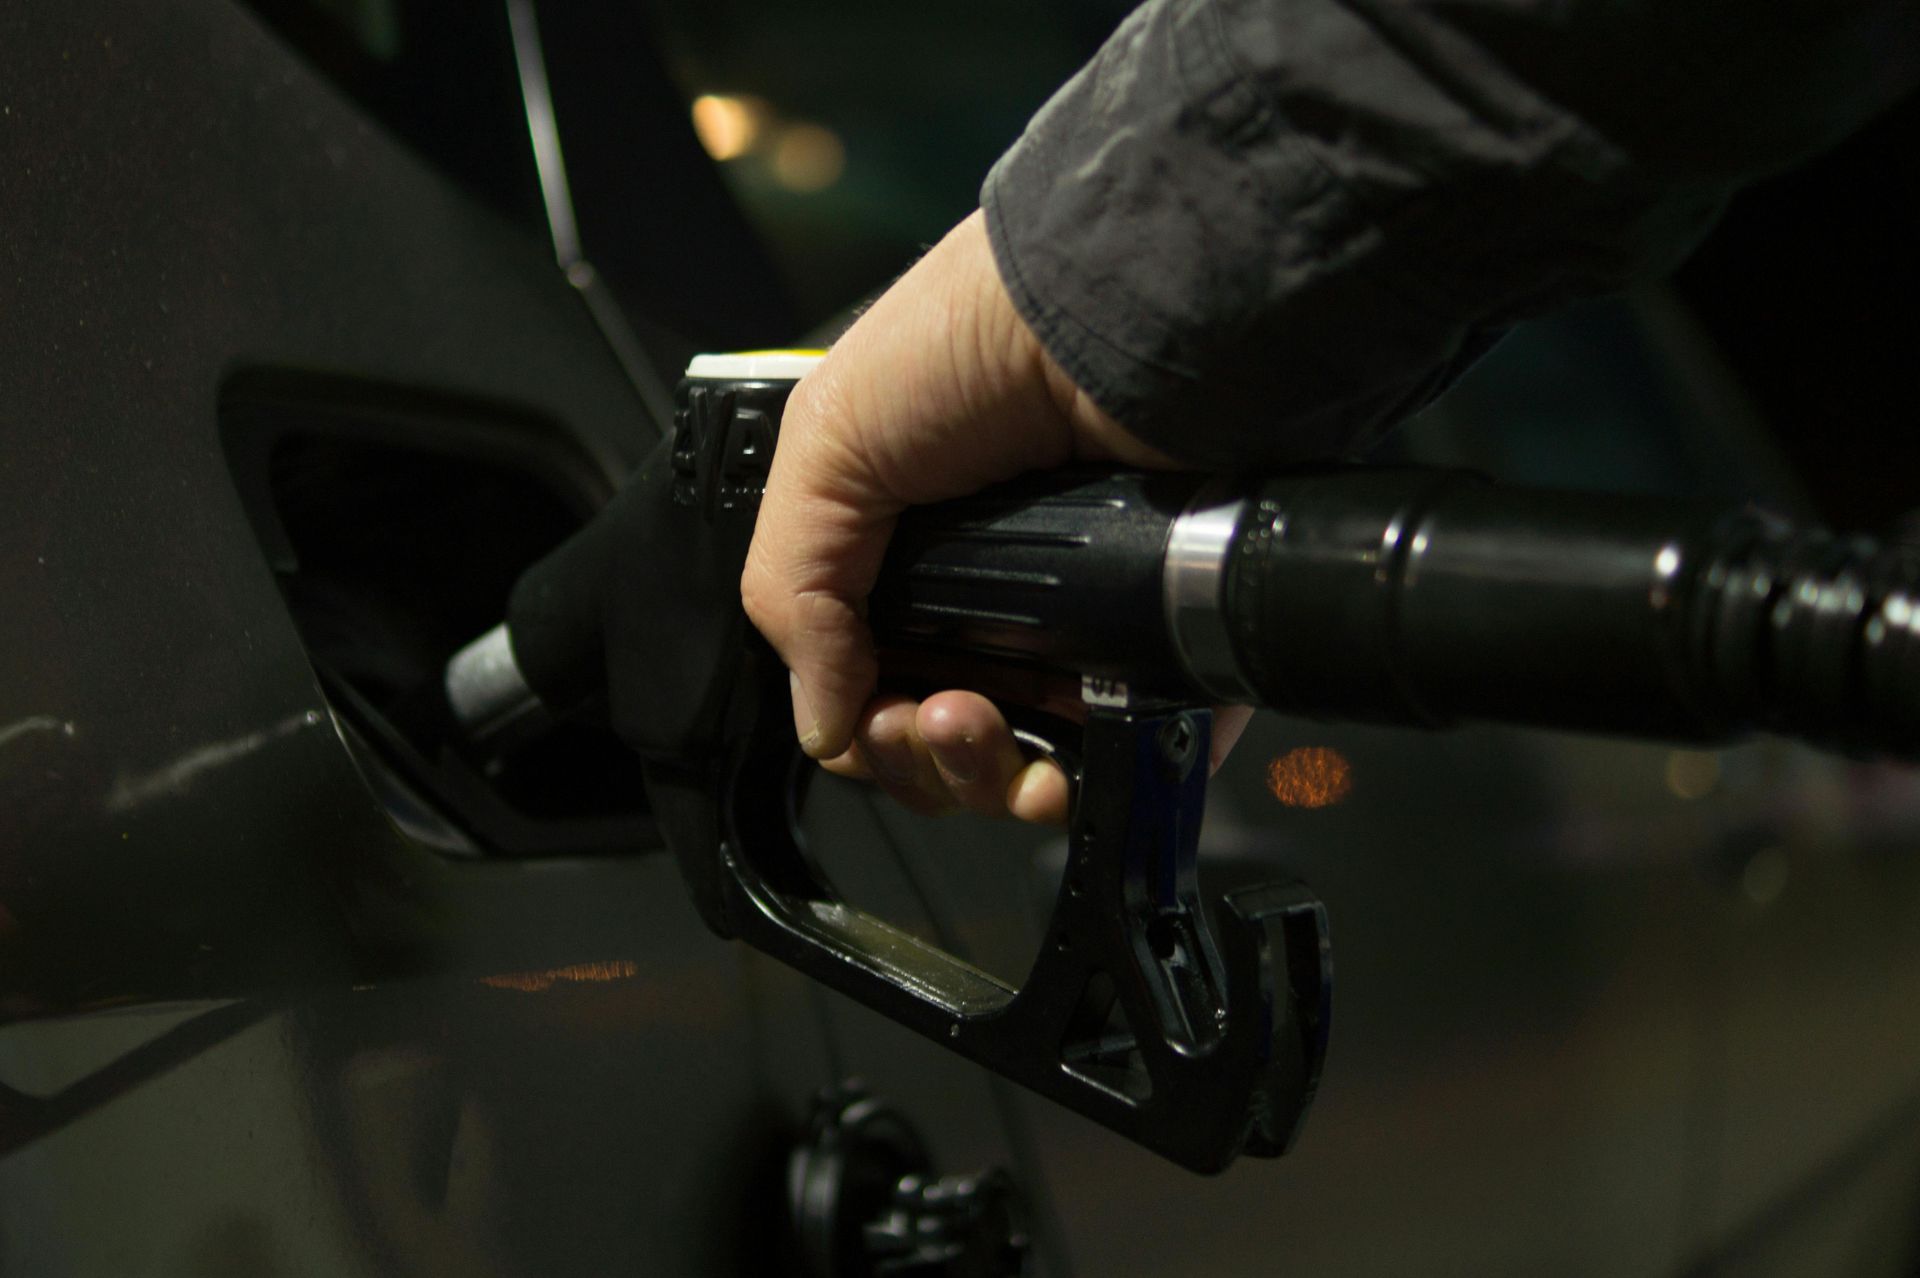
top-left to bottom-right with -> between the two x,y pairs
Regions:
246,0 -> 1919,529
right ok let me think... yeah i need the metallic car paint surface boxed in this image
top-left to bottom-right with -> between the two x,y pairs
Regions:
4,1 -> 1919,1275
0,1 -> 856,1271
0,0 -> 661,1013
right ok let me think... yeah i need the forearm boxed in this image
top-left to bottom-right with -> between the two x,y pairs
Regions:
984,0 -> 1920,468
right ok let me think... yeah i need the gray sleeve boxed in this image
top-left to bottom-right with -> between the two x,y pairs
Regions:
982,0 -> 1920,469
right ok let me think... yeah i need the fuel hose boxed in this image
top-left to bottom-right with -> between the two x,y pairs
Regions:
869,465 -> 1920,758
447,361 -> 1920,763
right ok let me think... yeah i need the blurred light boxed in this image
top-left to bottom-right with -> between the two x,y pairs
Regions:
481,959 -> 638,993
772,122 -> 846,192
1664,750 -> 1720,800
1267,747 -> 1353,808
690,93 -> 764,161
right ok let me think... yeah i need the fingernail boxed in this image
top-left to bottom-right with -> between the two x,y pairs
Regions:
1008,760 -> 1056,820
929,735 -> 979,785
866,735 -> 916,785
790,672 -> 823,755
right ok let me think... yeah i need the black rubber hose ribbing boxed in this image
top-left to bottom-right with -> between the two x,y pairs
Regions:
1223,470 -> 1920,758
1687,513 -> 1920,757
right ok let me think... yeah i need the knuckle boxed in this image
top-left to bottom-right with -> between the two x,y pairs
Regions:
786,361 -> 848,429
738,571 -> 781,634
783,375 -> 828,427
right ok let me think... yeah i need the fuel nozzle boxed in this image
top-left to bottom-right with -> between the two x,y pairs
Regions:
432,352 -> 1919,1176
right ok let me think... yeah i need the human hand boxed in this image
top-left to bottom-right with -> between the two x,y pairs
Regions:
740,210 -> 1252,824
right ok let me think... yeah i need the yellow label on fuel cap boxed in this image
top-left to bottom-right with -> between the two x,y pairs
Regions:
684,350 -> 827,381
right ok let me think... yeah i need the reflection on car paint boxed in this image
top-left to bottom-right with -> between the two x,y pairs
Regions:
0,716 -> 75,753
479,960 -> 640,993
1265,747 -> 1355,809
106,710 -> 325,813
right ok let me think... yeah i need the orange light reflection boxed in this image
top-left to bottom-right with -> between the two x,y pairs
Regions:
1266,747 -> 1354,808
480,960 -> 639,993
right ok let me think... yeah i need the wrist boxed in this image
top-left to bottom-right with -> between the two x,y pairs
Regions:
958,208 -> 1176,470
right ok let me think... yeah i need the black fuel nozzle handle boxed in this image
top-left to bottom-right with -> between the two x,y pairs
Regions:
439,366 -> 1334,1174
440,360 -> 1919,1177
